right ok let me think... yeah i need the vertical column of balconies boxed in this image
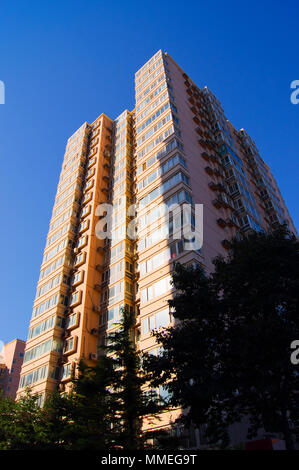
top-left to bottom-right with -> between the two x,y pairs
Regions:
95,110 -> 136,346
59,115 -> 114,389
196,87 -> 264,237
18,123 -> 91,401
175,72 -> 237,254
238,129 -> 297,236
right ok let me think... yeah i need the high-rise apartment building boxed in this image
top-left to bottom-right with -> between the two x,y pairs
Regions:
0,339 -> 25,399
18,49 -> 296,431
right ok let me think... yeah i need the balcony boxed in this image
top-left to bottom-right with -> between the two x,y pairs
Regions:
195,126 -> 203,136
208,181 -> 218,191
204,166 -> 214,176
217,218 -> 227,228
221,239 -> 231,250
213,167 -> 223,177
209,153 -> 218,163
226,217 -> 239,228
209,181 -> 225,192
201,151 -> 210,161
212,197 -> 223,209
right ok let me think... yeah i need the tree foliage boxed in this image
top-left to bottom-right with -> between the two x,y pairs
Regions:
144,228 -> 299,449
0,308 -> 165,450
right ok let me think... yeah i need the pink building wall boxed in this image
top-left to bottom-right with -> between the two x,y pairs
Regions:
0,339 -> 25,399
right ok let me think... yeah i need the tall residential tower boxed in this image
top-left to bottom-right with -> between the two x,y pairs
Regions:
18,51 -> 296,428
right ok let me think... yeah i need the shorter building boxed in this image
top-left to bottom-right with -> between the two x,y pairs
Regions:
0,339 -> 25,400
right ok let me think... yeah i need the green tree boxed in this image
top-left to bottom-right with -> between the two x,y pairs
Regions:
144,228 -> 299,449
45,307 -> 166,450
102,307 -> 166,449
0,390 -> 57,450
0,311 -> 172,450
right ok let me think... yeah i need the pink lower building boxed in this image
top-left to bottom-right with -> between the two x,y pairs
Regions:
0,339 -> 25,400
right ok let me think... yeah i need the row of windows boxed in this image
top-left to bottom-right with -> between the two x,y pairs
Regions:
140,247 -> 170,275
135,50 -> 162,79
54,182 -> 78,207
42,238 -> 69,264
137,137 -> 183,175
106,241 -> 135,264
135,64 -> 165,96
49,208 -> 74,233
28,314 -> 64,340
24,338 -> 63,364
66,124 -> 87,147
136,98 -> 170,134
36,273 -> 68,298
19,365 -> 48,389
52,194 -> 77,219
32,293 -> 68,319
140,240 -> 190,276
20,364 -> 59,389
59,159 -> 82,183
136,92 -> 169,126
57,168 -> 81,194
46,222 -> 75,248
138,153 -> 186,191
39,254 -> 67,281
137,125 -> 174,161
63,152 -> 80,172
136,73 -> 166,104
102,260 -> 134,284
101,279 -> 134,305
136,81 -> 167,115
138,223 -> 168,251
135,55 -> 163,86
137,113 -> 172,147
138,208 -> 195,251
141,307 -> 172,334
141,276 -> 172,304
138,190 -> 193,229
109,281 -> 124,302
239,214 -> 263,233
107,303 -> 122,325
139,171 -> 189,208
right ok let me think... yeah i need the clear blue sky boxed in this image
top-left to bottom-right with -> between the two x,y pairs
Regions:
0,0 -> 298,344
